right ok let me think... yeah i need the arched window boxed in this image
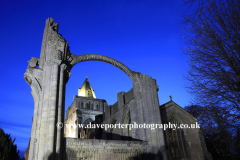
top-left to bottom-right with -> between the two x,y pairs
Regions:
81,102 -> 84,109
123,109 -> 132,139
86,103 -> 90,110
91,103 -> 94,110
84,118 -> 93,127
168,116 -> 189,159
96,104 -> 99,111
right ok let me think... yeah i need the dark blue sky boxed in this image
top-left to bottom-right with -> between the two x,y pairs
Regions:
0,0 -> 192,158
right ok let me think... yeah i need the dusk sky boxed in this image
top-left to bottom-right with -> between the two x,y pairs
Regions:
0,0 -> 193,158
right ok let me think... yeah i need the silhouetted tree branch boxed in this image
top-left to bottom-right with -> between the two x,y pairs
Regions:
179,0 -> 240,159
180,0 -> 240,120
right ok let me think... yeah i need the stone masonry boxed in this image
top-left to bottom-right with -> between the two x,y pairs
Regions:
24,17 -> 212,160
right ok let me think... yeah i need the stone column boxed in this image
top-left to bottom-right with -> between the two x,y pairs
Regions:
150,80 -> 167,160
56,64 -> 66,159
25,18 -> 75,160
34,99 -> 43,159
132,75 -> 147,141
38,62 -> 52,160
135,74 -> 167,160
47,62 -> 60,159
28,97 -> 38,159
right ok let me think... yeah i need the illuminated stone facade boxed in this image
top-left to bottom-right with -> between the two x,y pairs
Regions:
64,76 -> 107,139
24,18 -> 212,160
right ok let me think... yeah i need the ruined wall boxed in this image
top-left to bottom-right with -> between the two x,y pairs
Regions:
102,88 -> 136,139
65,138 -> 148,160
25,18 -> 167,159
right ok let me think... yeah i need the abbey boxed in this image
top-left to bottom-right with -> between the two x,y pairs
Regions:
24,18 -> 212,160
64,76 -> 107,139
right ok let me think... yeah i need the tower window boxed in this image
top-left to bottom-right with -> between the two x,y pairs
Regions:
81,102 -> 84,109
86,103 -> 90,110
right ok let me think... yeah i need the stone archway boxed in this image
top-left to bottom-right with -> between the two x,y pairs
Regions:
68,55 -> 166,160
71,54 -> 134,81
24,18 -> 167,160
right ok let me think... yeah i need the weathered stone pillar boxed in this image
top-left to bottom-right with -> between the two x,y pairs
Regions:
30,101 -> 39,159
56,64 -> 67,159
132,73 -> 167,160
132,73 -> 147,142
39,62 -> 53,160
47,62 -> 60,159
25,18 -> 74,160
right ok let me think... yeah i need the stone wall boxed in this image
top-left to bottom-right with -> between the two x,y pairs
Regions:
102,88 -> 135,139
65,138 -> 148,160
160,101 -> 212,160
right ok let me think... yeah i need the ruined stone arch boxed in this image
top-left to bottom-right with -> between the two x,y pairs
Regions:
24,18 -> 167,159
68,54 -> 144,114
69,54 -> 145,94
70,54 -> 135,82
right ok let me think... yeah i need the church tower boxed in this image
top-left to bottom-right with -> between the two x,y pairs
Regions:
78,76 -> 96,98
64,76 -> 108,139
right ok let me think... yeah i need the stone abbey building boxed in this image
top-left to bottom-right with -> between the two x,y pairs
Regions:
64,76 -> 106,139
24,18 -> 212,160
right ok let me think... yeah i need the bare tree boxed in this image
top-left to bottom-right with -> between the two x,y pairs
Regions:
181,0 -> 240,114
180,1 -> 240,158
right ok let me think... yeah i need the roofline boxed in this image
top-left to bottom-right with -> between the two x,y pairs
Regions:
160,100 -> 198,121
